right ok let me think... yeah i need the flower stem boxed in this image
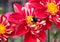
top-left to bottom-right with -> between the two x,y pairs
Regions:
8,38 -> 14,42
58,29 -> 60,42
48,30 -> 50,42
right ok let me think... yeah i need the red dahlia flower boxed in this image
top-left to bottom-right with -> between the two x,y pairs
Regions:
6,3 -> 52,42
0,15 -> 16,42
33,0 -> 60,28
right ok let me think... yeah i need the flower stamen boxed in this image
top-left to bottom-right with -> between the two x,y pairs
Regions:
47,2 -> 58,14
0,24 -> 6,34
26,16 -> 33,23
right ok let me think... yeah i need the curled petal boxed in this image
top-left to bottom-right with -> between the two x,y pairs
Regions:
13,3 -> 22,13
53,15 -> 60,28
40,0 -> 51,5
1,15 -> 7,24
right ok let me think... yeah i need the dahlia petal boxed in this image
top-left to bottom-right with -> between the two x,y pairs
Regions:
36,31 -> 46,42
24,3 -> 35,16
1,15 -> 10,26
4,41 -> 8,42
53,16 -> 60,28
55,0 -> 60,4
40,0 -> 50,4
33,2 -> 48,18
5,23 -> 16,37
6,28 -> 13,34
3,35 -> 8,38
5,12 -> 13,19
57,10 -> 60,15
24,31 -> 37,42
16,24 -> 29,36
24,2 -> 47,17
45,21 -> 52,29
30,2 -> 46,10
43,18 -> 52,30
2,36 -> 7,42
5,22 -> 10,27
9,28 -> 16,37
35,11 -> 49,18
13,3 -> 22,13
0,35 -> 2,41
1,15 -> 7,24
8,12 -> 25,24
13,3 -> 26,16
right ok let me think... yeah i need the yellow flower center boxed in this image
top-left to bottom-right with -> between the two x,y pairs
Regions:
0,24 -> 6,34
26,16 -> 33,23
47,2 -> 58,14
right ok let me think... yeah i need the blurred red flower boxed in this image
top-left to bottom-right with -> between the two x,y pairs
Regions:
0,15 -> 16,42
32,0 -> 60,28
